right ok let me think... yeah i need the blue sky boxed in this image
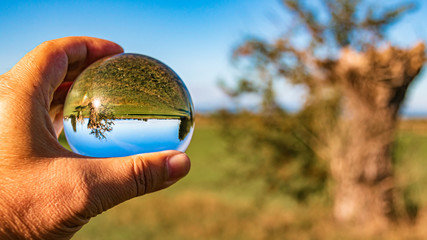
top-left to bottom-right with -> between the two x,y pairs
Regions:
64,118 -> 192,157
1,0 -> 426,114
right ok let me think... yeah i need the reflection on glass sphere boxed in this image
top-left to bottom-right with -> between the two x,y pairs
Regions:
63,53 -> 195,157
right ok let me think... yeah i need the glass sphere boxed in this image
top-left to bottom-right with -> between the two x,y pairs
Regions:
63,53 -> 195,157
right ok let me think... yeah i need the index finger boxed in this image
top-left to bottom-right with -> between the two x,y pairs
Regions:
5,36 -> 124,109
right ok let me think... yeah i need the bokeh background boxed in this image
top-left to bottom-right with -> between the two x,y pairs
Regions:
1,0 -> 427,239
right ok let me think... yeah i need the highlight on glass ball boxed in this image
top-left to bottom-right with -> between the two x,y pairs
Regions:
63,53 -> 195,157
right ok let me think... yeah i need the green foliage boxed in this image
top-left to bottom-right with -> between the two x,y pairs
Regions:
214,91 -> 340,201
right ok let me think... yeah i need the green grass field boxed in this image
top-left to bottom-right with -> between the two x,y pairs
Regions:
64,54 -> 192,119
57,119 -> 427,240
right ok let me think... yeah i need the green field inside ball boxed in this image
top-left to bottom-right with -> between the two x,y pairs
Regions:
64,54 -> 192,119
64,102 -> 190,120
110,104 -> 191,119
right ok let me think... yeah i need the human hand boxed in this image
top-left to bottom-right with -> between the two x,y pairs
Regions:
0,37 -> 190,239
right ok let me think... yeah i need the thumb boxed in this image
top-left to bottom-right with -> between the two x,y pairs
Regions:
77,150 -> 190,214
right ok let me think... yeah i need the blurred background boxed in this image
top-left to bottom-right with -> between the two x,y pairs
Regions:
1,0 -> 427,239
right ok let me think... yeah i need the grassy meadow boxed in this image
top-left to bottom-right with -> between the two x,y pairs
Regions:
58,117 -> 427,240
64,54 -> 192,119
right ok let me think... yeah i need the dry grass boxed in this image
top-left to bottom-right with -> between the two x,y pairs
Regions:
398,118 -> 427,135
75,189 -> 427,240
69,118 -> 427,240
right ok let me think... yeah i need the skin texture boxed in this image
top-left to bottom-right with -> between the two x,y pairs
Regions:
0,37 -> 191,239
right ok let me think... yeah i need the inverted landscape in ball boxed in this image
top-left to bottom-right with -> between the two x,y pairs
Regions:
63,53 -> 195,157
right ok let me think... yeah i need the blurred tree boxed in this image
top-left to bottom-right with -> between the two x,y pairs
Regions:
219,0 -> 425,230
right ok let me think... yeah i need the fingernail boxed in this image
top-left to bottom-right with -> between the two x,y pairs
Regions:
168,153 -> 190,181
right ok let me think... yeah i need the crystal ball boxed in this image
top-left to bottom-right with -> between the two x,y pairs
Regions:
63,53 -> 195,157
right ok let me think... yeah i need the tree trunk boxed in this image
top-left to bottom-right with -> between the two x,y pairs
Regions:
328,43 -> 425,230
331,106 -> 397,230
